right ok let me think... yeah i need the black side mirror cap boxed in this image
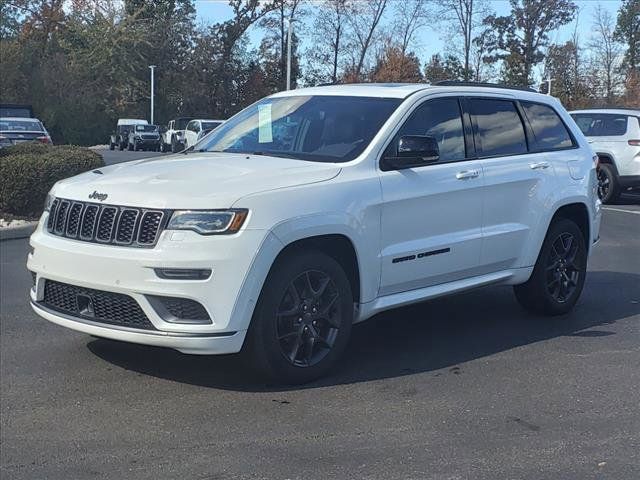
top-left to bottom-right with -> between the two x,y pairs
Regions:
381,135 -> 440,171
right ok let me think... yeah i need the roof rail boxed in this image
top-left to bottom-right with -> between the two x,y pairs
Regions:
434,81 -> 537,93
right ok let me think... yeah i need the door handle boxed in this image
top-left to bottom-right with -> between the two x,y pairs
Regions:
529,161 -> 550,170
456,170 -> 480,180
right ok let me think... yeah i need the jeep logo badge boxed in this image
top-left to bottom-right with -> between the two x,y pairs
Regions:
88,191 -> 108,202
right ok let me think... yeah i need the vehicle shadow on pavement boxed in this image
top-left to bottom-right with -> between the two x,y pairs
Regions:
87,270 -> 640,392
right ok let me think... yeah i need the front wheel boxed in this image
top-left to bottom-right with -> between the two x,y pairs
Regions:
514,218 -> 587,316
245,250 -> 354,384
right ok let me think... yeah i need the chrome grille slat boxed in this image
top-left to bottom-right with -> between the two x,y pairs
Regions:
54,200 -> 70,234
65,202 -> 84,238
80,204 -> 99,240
46,198 -> 168,248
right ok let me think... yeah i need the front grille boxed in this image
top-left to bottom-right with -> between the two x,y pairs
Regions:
47,198 -> 169,248
42,280 -> 155,330
141,134 -> 158,140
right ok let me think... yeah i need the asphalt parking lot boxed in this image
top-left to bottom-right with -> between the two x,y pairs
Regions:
1,185 -> 639,478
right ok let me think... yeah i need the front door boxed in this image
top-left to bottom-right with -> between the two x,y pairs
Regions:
378,96 -> 484,296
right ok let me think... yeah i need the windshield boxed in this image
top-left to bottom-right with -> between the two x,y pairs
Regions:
0,119 -> 43,132
135,125 -> 157,132
196,95 -> 401,162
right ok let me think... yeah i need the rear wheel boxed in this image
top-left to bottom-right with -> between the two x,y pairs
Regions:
245,250 -> 353,384
514,218 -> 587,316
597,163 -> 620,204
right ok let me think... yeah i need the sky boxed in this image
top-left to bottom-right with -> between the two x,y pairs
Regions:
193,0 -> 623,80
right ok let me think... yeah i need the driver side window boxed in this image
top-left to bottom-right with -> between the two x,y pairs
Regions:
388,97 -> 466,162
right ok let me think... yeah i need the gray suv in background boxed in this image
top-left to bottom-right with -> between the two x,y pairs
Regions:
570,108 -> 640,203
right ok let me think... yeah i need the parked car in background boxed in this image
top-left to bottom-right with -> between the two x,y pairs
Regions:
0,117 -> 52,147
30,83 -> 600,383
128,124 -> 161,151
160,117 -> 194,153
109,119 -> 148,151
184,119 -> 224,149
0,103 -> 34,118
196,123 -> 225,143
570,108 -> 640,203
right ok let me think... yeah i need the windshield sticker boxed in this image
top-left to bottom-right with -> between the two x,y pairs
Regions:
258,104 -> 273,143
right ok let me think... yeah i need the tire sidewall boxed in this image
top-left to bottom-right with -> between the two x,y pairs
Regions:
247,249 -> 354,384
532,219 -> 587,314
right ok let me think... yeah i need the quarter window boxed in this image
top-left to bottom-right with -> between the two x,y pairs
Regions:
469,99 -> 528,157
389,97 -> 466,162
522,102 -> 574,150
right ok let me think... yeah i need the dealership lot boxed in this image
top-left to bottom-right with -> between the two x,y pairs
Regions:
1,196 -> 638,479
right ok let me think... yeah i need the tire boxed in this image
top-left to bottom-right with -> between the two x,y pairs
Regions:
245,249 -> 354,384
129,142 -> 134,151
514,218 -> 587,316
109,142 -> 115,151
160,142 -> 166,153
597,163 -> 620,204
171,139 -> 177,153
119,141 -> 124,151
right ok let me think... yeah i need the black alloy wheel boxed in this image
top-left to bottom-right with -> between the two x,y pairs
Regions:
275,270 -> 342,367
514,218 -> 587,315
245,249 -> 353,384
545,232 -> 581,303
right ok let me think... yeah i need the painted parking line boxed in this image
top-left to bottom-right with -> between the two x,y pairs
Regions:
602,207 -> 640,215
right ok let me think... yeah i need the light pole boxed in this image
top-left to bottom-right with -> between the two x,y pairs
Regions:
286,19 -> 293,90
149,65 -> 156,124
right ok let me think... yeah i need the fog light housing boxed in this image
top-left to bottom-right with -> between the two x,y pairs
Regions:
146,295 -> 212,324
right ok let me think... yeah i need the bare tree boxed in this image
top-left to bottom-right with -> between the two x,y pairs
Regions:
392,0 -> 431,55
347,0 -> 388,81
308,0 -> 349,84
260,0 -> 305,90
589,4 -> 623,103
437,0 -> 491,81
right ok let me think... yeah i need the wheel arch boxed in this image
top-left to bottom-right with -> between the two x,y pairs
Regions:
271,234 -> 361,304
549,202 -> 590,249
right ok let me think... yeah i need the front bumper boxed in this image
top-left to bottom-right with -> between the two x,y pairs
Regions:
28,216 -> 282,354
31,301 -> 244,354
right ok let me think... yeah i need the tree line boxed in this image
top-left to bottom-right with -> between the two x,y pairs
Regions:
0,0 -> 638,145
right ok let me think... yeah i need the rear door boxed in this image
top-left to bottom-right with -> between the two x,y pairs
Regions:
378,96 -> 484,296
467,96 -> 559,272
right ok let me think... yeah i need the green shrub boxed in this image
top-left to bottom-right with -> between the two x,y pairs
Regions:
0,144 -> 105,217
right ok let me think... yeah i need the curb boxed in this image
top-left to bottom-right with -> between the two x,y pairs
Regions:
0,222 -> 38,241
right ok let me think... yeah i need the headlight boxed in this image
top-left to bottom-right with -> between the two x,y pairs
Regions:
167,209 -> 248,235
44,193 -> 55,212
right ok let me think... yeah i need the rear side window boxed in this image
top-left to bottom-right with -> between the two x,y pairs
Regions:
469,99 -> 528,157
571,113 -> 628,136
389,97 -> 466,162
522,102 -> 574,150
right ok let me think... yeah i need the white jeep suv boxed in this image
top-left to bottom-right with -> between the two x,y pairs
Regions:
28,84 -> 601,383
570,108 -> 640,203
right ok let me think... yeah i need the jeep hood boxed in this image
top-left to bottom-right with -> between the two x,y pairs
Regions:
52,152 -> 342,209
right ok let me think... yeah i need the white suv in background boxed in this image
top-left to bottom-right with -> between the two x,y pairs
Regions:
28,83 -> 601,383
183,119 -> 224,149
570,108 -> 640,203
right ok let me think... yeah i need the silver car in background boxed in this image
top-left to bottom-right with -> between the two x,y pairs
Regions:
570,108 -> 640,203
0,117 -> 52,147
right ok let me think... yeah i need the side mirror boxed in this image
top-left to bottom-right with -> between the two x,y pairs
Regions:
381,135 -> 440,171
